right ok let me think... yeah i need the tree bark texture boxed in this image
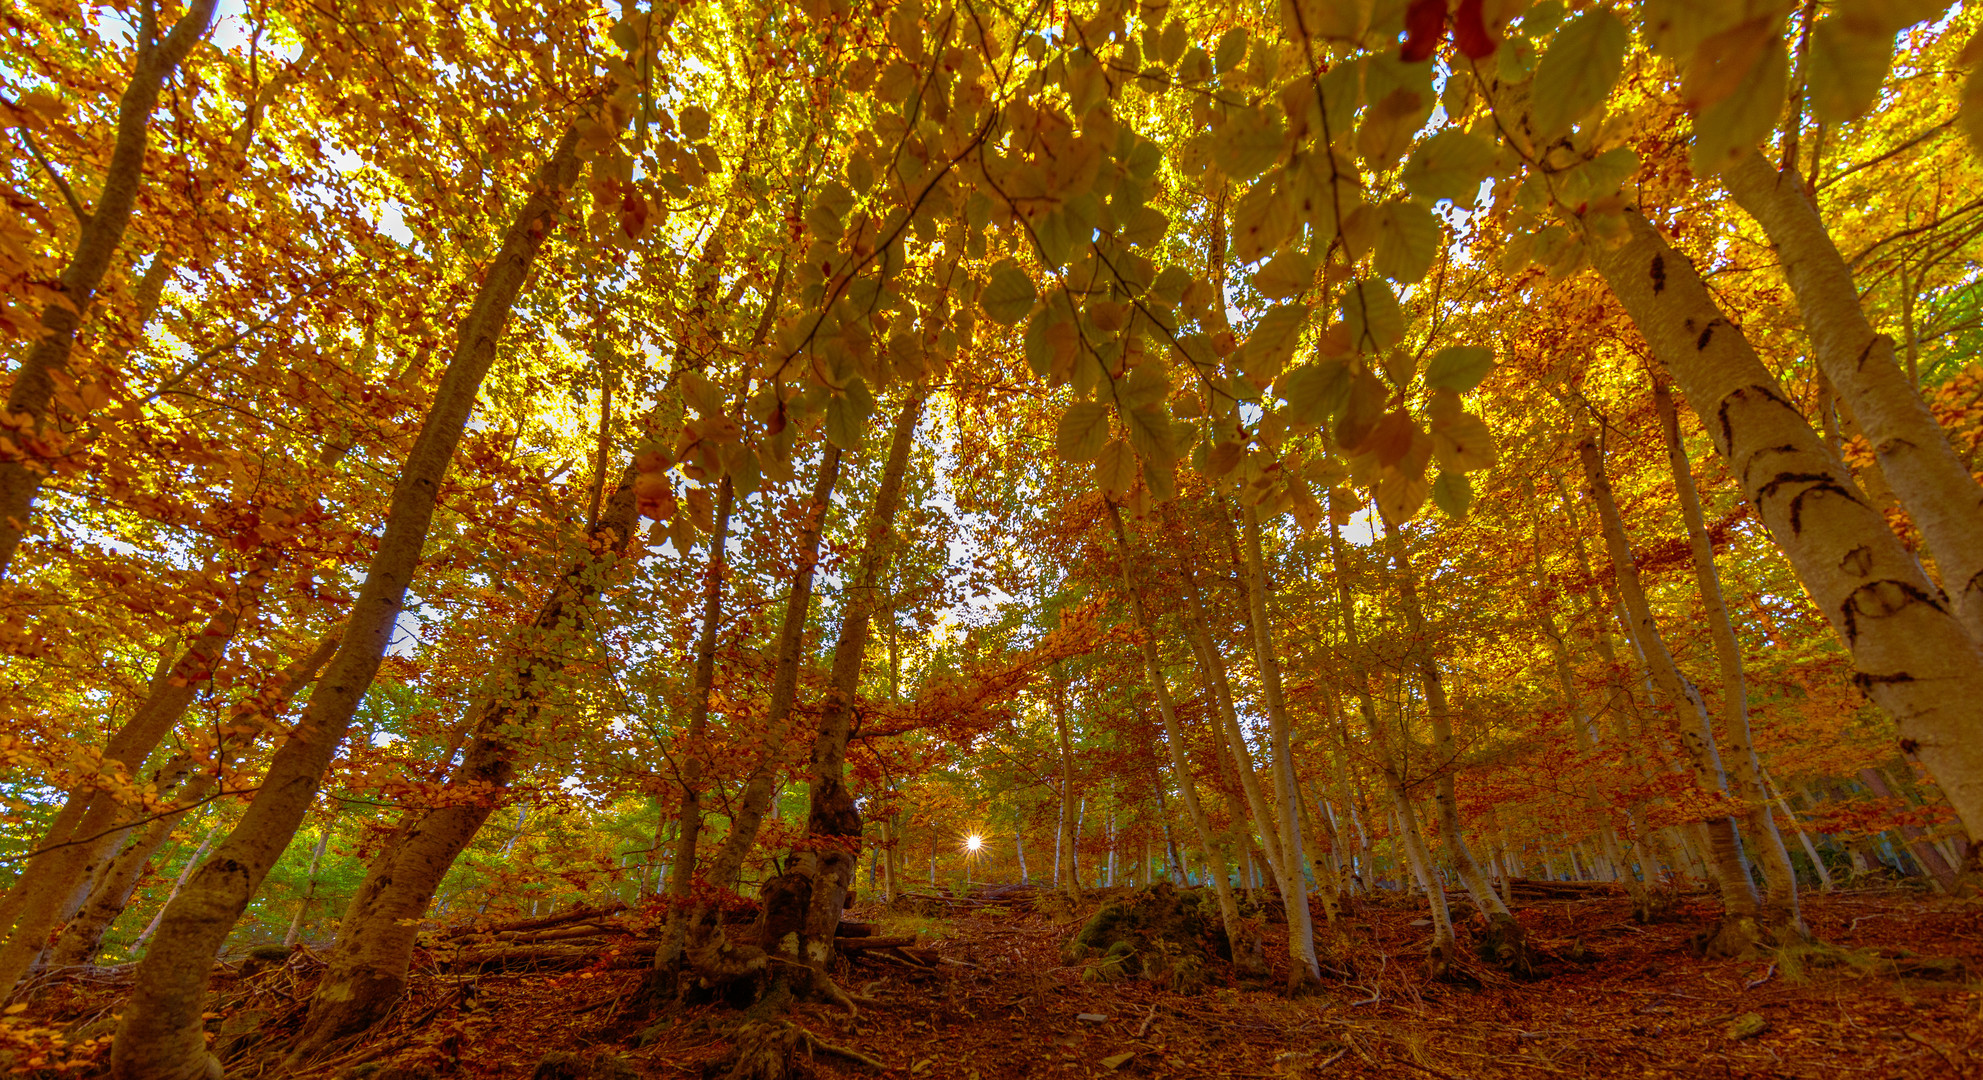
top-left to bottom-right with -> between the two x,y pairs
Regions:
1724,153 -> 1983,643
110,114 -> 592,1080
1106,500 -> 1262,976
1590,208 -> 1983,855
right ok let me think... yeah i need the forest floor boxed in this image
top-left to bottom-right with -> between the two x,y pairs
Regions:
6,884 -> 1980,1078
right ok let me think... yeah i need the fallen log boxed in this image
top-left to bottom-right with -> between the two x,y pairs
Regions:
835,934 -> 919,951
441,901 -> 629,939
446,939 -> 659,973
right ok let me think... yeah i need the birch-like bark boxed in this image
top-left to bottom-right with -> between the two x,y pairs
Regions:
1105,500 -> 1262,975
111,112 -> 593,1080
1387,534 -> 1511,922
1590,209 -> 1983,857
0,0 -> 220,580
1238,505 -> 1324,988
1652,377 -> 1803,923
1330,521 -> 1454,962
1051,663 -> 1081,903
1578,435 -> 1763,939
1724,153 -> 1983,642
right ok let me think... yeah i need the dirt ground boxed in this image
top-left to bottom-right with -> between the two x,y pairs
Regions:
6,884 -> 1980,1078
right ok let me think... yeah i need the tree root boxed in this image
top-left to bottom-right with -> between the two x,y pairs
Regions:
1476,913 -> 1541,979
703,1018 -> 887,1080
1692,914 -> 1770,960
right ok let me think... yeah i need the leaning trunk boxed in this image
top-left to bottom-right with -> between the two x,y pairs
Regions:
111,113 -> 593,1080
1590,209 -> 1983,859
1106,500 -> 1264,977
1578,434 -> 1763,954
1724,153 -> 1983,644
1652,376 -> 1803,927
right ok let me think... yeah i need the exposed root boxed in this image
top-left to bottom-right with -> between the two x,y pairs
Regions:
701,1017 -> 886,1080
1476,913 -> 1541,979
1692,915 -> 1770,960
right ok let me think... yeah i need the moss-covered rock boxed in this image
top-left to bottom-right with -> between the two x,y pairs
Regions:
1063,882 -> 1222,994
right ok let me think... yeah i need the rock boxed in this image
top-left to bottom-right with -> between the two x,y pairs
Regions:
1723,1013 -> 1768,1041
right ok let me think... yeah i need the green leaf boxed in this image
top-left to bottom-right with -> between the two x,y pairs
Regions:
1057,401 -> 1112,461
1692,36 -> 1788,175
1433,412 -> 1498,472
1094,438 -> 1136,495
1282,359 -> 1351,426
1215,106 -> 1285,182
981,260 -> 1037,325
1121,205 -> 1169,247
1120,362 -> 1170,409
1341,279 -> 1404,353
1530,7 -> 1628,139
1807,17 -> 1895,124
1373,200 -> 1440,284
824,384 -> 873,451
1400,130 -> 1497,205
1252,250 -> 1314,301
1431,470 -> 1472,519
1124,404 -> 1180,464
1215,27 -> 1249,75
1248,303 -> 1311,368
1424,346 -> 1495,393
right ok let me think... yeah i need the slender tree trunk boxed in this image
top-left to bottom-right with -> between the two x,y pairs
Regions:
1857,768 -> 1958,890
1105,500 -> 1263,976
132,828 -> 217,955
1387,534 -> 1512,922
51,628 -> 341,969
1591,208 -> 1983,861
1236,505 -> 1324,989
700,444 -> 843,894
1051,665 -> 1081,903
1579,435 -> 1765,954
755,396 -> 921,1002
1763,768 -> 1833,891
1652,377 -> 1803,928
0,0 -> 220,580
0,559 -> 279,998
283,825 -> 333,949
1724,153 -> 1983,643
1330,521 -> 1454,969
654,479 -> 737,969
111,112 -> 594,1080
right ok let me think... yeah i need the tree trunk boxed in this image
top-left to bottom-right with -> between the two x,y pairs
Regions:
0,0 -> 220,580
132,828 -> 217,955
110,113 -> 593,1080
1578,434 -> 1764,954
654,479 -> 737,968
51,628 -> 341,968
699,444 -> 842,894
0,558 -> 279,998
1724,153 -> 1983,643
1652,376 -> 1804,928
283,824 -> 333,949
1857,768 -> 1959,891
1329,521 -> 1454,969
1591,209 -> 1983,861
1051,665 -> 1081,904
1105,500 -> 1263,977
758,396 -> 922,1001
1237,505 -> 1324,990
1387,534 -> 1512,922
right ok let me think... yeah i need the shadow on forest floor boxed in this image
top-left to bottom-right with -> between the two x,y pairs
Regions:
6,885 -> 1981,1078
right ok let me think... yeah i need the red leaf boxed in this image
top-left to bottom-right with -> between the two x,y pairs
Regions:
1401,0 -> 1447,63
1454,0 -> 1498,59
